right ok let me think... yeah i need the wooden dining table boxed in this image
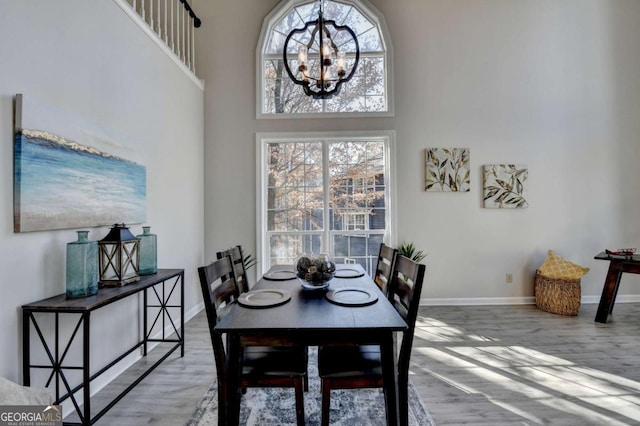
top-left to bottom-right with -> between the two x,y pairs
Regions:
214,263 -> 408,426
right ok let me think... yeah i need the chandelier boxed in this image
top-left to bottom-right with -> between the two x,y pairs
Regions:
283,0 -> 360,99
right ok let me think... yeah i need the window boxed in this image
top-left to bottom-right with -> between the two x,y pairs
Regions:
257,0 -> 393,117
257,132 -> 395,275
344,212 -> 367,231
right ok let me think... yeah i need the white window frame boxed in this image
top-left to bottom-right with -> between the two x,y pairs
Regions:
256,130 -> 397,274
255,0 -> 395,119
344,211 -> 369,231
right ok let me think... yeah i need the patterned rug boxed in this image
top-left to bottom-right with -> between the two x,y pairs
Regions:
187,348 -> 435,426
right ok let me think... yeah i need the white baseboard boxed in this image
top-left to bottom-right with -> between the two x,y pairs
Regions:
420,297 -> 535,306
185,302 -> 205,321
581,294 -> 640,304
420,294 -> 640,306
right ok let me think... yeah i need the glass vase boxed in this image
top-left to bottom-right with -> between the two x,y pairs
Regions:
137,226 -> 157,275
295,252 -> 335,290
66,230 -> 98,298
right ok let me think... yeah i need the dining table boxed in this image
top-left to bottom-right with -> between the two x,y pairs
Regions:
214,263 -> 408,426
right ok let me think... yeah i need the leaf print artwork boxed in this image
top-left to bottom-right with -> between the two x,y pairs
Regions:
483,164 -> 529,208
424,148 -> 470,192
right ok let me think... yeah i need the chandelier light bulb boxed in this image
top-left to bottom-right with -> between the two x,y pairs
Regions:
298,45 -> 308,71
322,39 -> 332,66
336,51 -> 346,77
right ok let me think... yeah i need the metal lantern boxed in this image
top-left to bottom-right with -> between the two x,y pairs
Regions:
98,223 -> 140,287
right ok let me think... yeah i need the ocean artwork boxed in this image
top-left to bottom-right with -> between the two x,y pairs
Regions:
13,94 -> 146,232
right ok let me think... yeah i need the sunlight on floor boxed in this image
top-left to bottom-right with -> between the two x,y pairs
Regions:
412,316 -> 640,425
414,318 -> 499,342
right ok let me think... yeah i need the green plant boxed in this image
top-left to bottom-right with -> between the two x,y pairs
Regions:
242,252 -> 258,271
398,241 -> 427,263
219,247 -> 258,271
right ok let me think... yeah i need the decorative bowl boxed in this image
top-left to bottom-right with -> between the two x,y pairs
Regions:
605,248 -> 637,257
296,253 -> 336,289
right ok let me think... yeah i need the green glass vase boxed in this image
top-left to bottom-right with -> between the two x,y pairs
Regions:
66,230 -> 98,298
137,226 -> 157,275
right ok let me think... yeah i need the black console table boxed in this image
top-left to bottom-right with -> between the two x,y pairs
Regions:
22,269 -> 184,425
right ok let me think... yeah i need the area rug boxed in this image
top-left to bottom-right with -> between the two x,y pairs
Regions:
187,348 -> 435,426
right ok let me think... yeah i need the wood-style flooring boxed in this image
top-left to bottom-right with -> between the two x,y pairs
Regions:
85,303 -> 640,425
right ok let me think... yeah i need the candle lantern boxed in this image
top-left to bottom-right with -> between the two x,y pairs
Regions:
98,223 -> 140,287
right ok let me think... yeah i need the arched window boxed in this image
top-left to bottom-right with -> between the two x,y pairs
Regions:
257,0 -> 393,117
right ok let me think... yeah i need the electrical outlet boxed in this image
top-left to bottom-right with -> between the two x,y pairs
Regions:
506,273 -> 513,284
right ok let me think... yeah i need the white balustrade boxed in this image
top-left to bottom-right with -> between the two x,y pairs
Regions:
122,0 -> 199,74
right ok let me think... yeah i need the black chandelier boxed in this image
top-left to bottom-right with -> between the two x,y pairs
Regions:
283,0 -> 360,99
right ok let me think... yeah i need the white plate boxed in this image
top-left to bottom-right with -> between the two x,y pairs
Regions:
334,268 -> 365,278
263,270 -> 297,281
238,289 -> 291,308
326,288 -> 378,307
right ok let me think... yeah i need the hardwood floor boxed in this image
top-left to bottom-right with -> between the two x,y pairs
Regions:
85,302 -> 640,425
412,303 -> 640,426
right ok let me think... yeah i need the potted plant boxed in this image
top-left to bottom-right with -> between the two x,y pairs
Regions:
398,241 -> 427,263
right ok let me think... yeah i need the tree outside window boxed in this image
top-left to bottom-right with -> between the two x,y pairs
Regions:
263,137 -> 389,274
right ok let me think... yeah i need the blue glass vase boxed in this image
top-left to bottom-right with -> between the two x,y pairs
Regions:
137,226 -> 157,275
66,231 -> 98,298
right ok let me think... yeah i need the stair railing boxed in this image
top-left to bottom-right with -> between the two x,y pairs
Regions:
117,0 -> 202,78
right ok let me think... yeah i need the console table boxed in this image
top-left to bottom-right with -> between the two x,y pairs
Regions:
594,252 -> 640,323
22,269 -> 184,425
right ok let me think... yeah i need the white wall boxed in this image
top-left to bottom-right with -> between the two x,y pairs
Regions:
197,0 -> 640,303
0,1 -> 204,384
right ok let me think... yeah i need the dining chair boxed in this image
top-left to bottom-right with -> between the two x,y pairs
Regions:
318,254 -> 426,426
216,245 -> 250,293
374,243 -> 398,295
198,256 -> 307,426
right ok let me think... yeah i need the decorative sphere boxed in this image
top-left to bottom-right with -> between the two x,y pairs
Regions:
296,253 -> 336,286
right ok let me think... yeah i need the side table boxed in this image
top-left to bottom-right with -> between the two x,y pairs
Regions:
594,252 -> 640,323
22,269 -> 184,425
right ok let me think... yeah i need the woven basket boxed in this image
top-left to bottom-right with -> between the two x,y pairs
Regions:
534,271 -> 581,316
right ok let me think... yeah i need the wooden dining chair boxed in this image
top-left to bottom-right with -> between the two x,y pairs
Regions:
216,245 -> 250,293
374,243 -> 398,295
318,254 -> 426,426
198,256 -> 307,426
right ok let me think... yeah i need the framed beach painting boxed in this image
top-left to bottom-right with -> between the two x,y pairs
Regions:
13,94 -> 146,232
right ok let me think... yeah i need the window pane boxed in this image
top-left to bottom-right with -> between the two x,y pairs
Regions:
266,142 -> 324,233
357,27 -> 383,52
269,233 -> 322,265
268,210 -> 287,231
266,30 -> 288,54
364,95 -> 386,112
369,208 -> 386,230
333,234 -> 349,257
329,141 -> 385,231
364,58 -> 385,95
331,233 -> 384,275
